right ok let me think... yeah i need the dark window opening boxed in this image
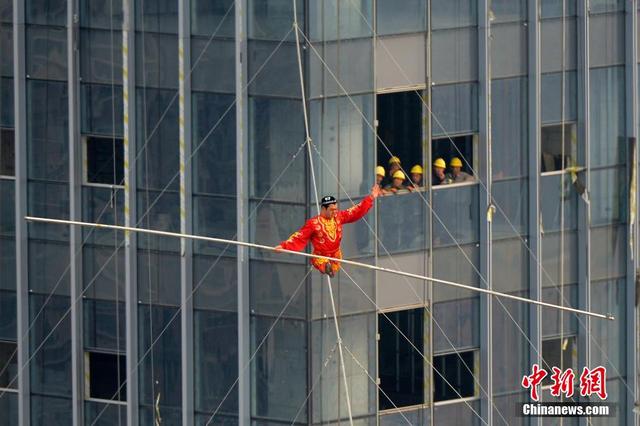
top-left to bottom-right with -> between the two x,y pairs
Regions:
378,308 -> 424,410
0,340 -> 17,389
87,351 -> 126,401
0,128 -> 14,177
541,336 -> 576,386
86,136 -> 124,185
541,123 -> 577,173
433,350 -> 475,402
376,91 -> 424,191
431,135 -> 475,186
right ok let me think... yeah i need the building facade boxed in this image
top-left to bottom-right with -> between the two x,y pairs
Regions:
0,0 -> 638,425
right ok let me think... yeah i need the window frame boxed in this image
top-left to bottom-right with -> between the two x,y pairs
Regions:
539,335 -> 578,390
0,339 -> 18,393
82,134 -> 125,189
0,127 -> 15,179
432,348 -> 480,405
431,132 -> 479,190
83,349 -> 127,405
540,121 -> 579,176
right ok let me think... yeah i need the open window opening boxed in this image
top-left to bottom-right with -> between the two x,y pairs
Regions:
85,351 -> 126,402
433,350 -> 476,402
84,136 -> 124,186
376,91 -> 424,193
541,123 -> 577,173
378,308 -> 424,410
0,128 -> 15,177
431,135 -> 476,187
541,335 -> 577,387
0,340 -> 17,390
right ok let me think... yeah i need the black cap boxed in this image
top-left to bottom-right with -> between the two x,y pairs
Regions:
320,195 -> 337,207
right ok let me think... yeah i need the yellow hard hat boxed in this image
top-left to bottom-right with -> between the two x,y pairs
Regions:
450,157 -> 463,168
392,170 -> 405,180
375,166 -> 385,176
410,165 -> 423,174
388,156 -> 401,165
433,158 -> 446,169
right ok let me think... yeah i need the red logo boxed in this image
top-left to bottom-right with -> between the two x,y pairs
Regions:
522,365 -> 608,401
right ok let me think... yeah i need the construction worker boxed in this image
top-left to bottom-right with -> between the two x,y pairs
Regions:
432,158 -> 447,185
274,185 -> 381,277
407,165 -> 423,192
382,156 -> 401,187
375,166 -> 385,186
384,170 -> 407,193
447,157 -> 473,183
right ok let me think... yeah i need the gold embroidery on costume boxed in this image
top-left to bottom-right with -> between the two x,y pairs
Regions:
319,217 -> 338,241
286,231 -> 302,242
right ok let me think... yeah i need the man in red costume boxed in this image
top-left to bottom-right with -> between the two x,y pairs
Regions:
275,185 -> 381,277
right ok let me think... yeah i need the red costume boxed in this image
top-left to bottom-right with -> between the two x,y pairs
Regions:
279,195 -> 374,274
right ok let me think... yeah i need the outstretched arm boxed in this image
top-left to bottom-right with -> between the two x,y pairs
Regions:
339,185 -> 380,224
275,219 -> 315,252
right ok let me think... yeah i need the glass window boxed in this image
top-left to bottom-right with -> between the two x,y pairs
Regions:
431,27 -> 478,84
193,255 -> 237,311
590,167 -> 625,225
490,23 -> 527,78
541,336 -> 577,385
251,316 -> 306,421
136,190 -> 180,241
433,245 -> 480,298
192,92 -> 236,196
589,13 -> 625,67
540,174 -> 578,232
31,395 -> 72,425
249,97 -> 305,202
248,41 -> 299,98
431,0 -> 476,30
431,83 -> 478,137
590,279 -> 626,377
590,226 -> 625,281
541,72 -> 577,124
0,340 -> 17,389
432,184 -> 479,246
135,32 -> 178,89
82,245 -> 125,300
86,351 -> 126,401
81,84 -> 124,137
194,310 -> 237,415
138,305 -> 182,408
433,350 -> 475,402
85,136 -> 124,185
249,201 -> 305,262
191,39 -> 235,94
589,0 -> 624,13
28,240 -> 70,295
491,179 -> 528,238
540,0 -> 577,18
541,123 -> 577,172
27,80 -> 69,181
29,294 -> 71,396
248,0 -> 303,41
541,283 -> 578,337
491,77 -> 528,179
589,67 -> 625,168
79,29 -> 122,84
376,0 -> 426,35
309,0 -> 373,41
79,0 -> 123,29
191,0 -> 234,38
492,238 -> 528,293
0,24 -> 13,76
0,290 -> 16,339
492,292 -> 529,393
193,195 -> 236,256
433,399 -> 481,425
491,0 -> 526,22
378,308 -> 424,410
26,0 -> 66,26
134,0 -> 178,33
136,88 -> 179,190
433,297 -> 479,353
250,261 -> 306,319
540,20 -> 578,73
0,128 -> 14,176
137,249 -> 181,305
26,25 -> 67,80
377,193 -> 427,253
0,0 -> 12,23
85,401 -> 126,425
1,78 -> 14,128
83,299 -> 125,351
0,392 -> 18,425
